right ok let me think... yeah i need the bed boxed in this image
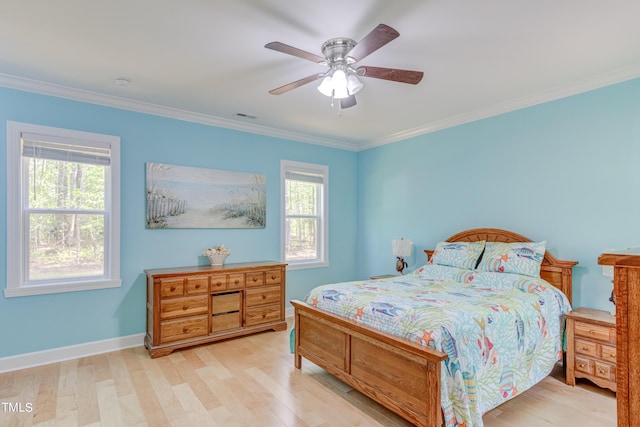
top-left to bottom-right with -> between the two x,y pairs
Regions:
291,228 -> 578,427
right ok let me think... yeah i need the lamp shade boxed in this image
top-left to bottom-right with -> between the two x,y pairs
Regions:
392,239 -> 413,257
317,75 -> 334,97
317,68 -> 363,99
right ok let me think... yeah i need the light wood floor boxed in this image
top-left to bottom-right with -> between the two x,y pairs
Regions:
1,320 -> 616,426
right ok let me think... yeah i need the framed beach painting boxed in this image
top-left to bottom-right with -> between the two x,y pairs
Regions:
146,162 -> 266,229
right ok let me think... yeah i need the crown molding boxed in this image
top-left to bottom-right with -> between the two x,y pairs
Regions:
0,72 -> 359,151
359,63 -> 640,151
1,66 -> 638,154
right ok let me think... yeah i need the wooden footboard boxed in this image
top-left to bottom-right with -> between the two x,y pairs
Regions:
292,299 -> 448,427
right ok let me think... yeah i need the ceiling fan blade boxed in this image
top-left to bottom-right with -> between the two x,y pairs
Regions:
268,73 -> 324,95
340,95 -> 357,109
265,42 -> 326,63
347,24 -> 400,62
357,66 -> 424,85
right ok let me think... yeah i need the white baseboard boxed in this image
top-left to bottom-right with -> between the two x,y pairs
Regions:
0,333 -> 145,373
285,306 -> 294,318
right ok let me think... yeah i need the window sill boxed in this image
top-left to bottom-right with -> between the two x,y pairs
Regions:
286,261 -> 329,271
4,279 -> 122,298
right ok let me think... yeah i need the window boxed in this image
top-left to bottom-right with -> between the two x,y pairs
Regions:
281,160 -> 328,269
5,121 -> 121,297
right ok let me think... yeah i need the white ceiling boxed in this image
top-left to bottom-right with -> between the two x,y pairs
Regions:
1,1 -> 639,151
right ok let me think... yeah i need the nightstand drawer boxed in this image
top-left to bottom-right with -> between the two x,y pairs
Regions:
602,344 -> 617,363
574,355 -> 594,375
575,321 -> 614,343
575,338 -> 597,357
594,361 -> 615,382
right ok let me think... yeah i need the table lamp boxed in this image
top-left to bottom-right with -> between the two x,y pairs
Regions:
392,238 -> 413,274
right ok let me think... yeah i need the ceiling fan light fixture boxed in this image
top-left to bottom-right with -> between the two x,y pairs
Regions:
331,69 -> 349,99
347,73 -> 363,95
317,75 -> 334,96
317,67 -> 362,99
266,24 -> 423,110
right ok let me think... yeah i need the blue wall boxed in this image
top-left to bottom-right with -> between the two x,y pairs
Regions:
2,78 -> 638,358
357,78 -> 640,312
0,87 -> 358,358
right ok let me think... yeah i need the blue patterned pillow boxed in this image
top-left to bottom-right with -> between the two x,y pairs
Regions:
427,240 -> 485,270
476,241 -> 546,277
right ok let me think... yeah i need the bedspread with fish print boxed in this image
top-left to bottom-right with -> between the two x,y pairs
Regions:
304,264 -> 572,427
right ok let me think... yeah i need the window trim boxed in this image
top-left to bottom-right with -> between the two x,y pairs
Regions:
5,121 -> 121,297
280,160 -> 328,270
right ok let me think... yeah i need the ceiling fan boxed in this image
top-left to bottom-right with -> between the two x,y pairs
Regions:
265,24 -> 424,110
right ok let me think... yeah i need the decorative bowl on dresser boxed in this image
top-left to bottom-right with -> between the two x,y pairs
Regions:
144,261 -> 287,358
565,307 -> 616,392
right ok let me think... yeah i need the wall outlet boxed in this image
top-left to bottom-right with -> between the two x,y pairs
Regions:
602,265 -> 614,277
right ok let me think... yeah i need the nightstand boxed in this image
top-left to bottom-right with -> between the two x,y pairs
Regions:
565,307 -> 616,392
370,274 -> 397,280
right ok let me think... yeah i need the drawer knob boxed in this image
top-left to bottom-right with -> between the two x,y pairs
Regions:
262,313 -> 267,318
253,277 -> 258,282
183,305 -> 188,310
183,327 -> 189,333
262,294 -> 267,299
234,280 -> 239,284
582,346 -> 589,351
578,363 -> 586,368
271,275 -> 276,279
195,284 -> 201,289
170,287 -> 176,292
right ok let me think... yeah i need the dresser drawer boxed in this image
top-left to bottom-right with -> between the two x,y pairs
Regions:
574,355 -> 594,376
160,315 -> 208,343
265,269 -> 282,285
246,286 -> 281,307
575,338 -> 597,357
245,304 -> 281,326
186,276 -> 208,294
228,273 -> 245,290
160,295 -> 208,320
159,278 -> 184,297
574,321 -> 614,343
212,292 -> 241,314
211,312 -> 241,332
210,274 -> 227,292
602,344 -> 617,364
246,271 -> 265,287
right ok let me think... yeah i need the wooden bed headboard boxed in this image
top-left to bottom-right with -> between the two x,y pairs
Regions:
424,228 -> 578,304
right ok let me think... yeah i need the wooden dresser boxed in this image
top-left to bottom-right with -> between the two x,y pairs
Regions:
565,307 -> 616,392
145,261 -> 287,358
598,251 -> 640,427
